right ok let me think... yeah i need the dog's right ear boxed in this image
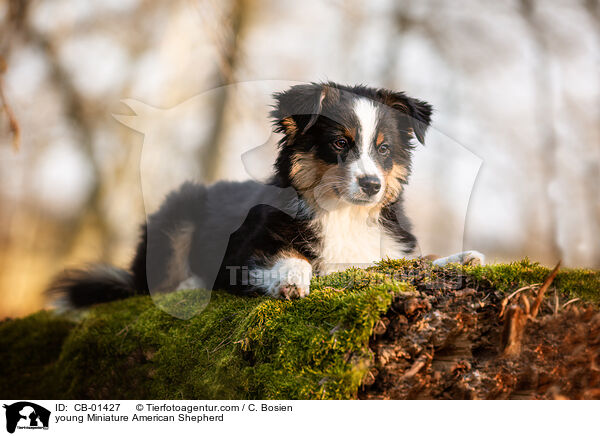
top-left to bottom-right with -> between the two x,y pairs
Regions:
377,90 -> 433,145
270,83 -> 339,139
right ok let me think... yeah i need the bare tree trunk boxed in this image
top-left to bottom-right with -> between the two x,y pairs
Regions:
199,0 -> 252,183
6,2 -> 112,262
519,0 -> 562,263
583,0 -> 600,267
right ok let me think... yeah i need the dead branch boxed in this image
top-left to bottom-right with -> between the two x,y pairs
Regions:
530,261 -> 561,318
501,305 -> 527,357
501,261 -> 561,356
403,353 -> 430,378
499,283 -> 541,318
562,298 -> 580,309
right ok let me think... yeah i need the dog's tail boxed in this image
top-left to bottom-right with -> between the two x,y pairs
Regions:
47,265 -> 141,310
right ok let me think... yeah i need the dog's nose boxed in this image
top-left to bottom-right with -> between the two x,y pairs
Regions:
357,176 -> 381,196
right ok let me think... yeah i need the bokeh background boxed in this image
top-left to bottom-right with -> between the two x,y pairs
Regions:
0,0 -> 599,318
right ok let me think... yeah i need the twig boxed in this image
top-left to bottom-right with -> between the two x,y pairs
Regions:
0,57 -> 20,151
530,261 -> 561,318
520,294 -> 531,316
508,283 -> 541,301
403,353 -> 430,378
499,283 -> 541,318
501,305 -> 527,357
562,298 -> 580,309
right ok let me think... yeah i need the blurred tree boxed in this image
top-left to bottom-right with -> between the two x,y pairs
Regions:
520,0 -> 562,262
198,0 -> 252,182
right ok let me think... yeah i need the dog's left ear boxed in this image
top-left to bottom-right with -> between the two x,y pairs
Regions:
379,91 -> 433,145
270,83 -> 340,139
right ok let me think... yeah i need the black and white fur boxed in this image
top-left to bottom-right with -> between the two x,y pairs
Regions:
49,82 -> 484,308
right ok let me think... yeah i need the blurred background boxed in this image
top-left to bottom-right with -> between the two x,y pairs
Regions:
0,0 -> 598,318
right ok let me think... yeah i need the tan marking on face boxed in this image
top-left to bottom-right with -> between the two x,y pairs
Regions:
346,127 -> 357,141
290,151 -> 351,211
282,117 -> 298,137
290,151 -> 334,192
383,164 -> 408,204
376,132 -> 385,146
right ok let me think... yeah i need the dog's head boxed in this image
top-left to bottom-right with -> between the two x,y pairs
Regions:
271,82 -> 432,209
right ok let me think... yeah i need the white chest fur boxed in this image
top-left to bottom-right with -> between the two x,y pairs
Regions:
312,205 -> 404,274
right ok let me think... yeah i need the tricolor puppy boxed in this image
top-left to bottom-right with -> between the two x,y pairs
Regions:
50,82 -> 484,308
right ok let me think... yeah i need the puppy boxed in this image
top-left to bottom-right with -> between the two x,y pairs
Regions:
50,82 -> 484,308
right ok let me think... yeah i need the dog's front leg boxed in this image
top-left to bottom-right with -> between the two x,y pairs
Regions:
431,250 -> 486,267
250,254 -> 313,299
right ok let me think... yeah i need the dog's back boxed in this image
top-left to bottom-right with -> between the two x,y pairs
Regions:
50,179 -> 302,308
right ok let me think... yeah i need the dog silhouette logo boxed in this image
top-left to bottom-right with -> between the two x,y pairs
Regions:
114,81 -> 482,318
3,402 -> 50,434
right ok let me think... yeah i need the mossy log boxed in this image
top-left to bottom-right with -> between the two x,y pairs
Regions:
1,259 -> 599,400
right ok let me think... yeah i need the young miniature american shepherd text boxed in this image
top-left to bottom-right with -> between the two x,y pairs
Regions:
50,82 -> 484,308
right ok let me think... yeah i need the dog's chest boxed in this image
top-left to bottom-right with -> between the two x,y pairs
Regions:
311,207 -> 402,274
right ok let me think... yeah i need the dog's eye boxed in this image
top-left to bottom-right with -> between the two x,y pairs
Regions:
332,138 -> 348,151
377,144 -> 390,155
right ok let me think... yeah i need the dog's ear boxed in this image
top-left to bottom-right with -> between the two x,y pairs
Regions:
271,83 -> 339,139
405,96 -> 433,144
379,90 -> 433,145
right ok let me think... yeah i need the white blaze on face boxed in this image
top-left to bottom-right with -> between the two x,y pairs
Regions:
349,98 -> 384,200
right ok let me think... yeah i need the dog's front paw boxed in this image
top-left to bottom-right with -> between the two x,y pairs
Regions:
460,250 -> 485,266
176,275 -> 205,291
432,250 -> 486,267
261,258 -> 313,299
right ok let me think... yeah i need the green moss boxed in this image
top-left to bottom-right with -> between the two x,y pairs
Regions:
455,258 -> 600,302
373,257 -> 600,302
1,259 -> 599,399
0,311 -> 74,398
45,268 -> 409,400
242,270 -> 411,399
